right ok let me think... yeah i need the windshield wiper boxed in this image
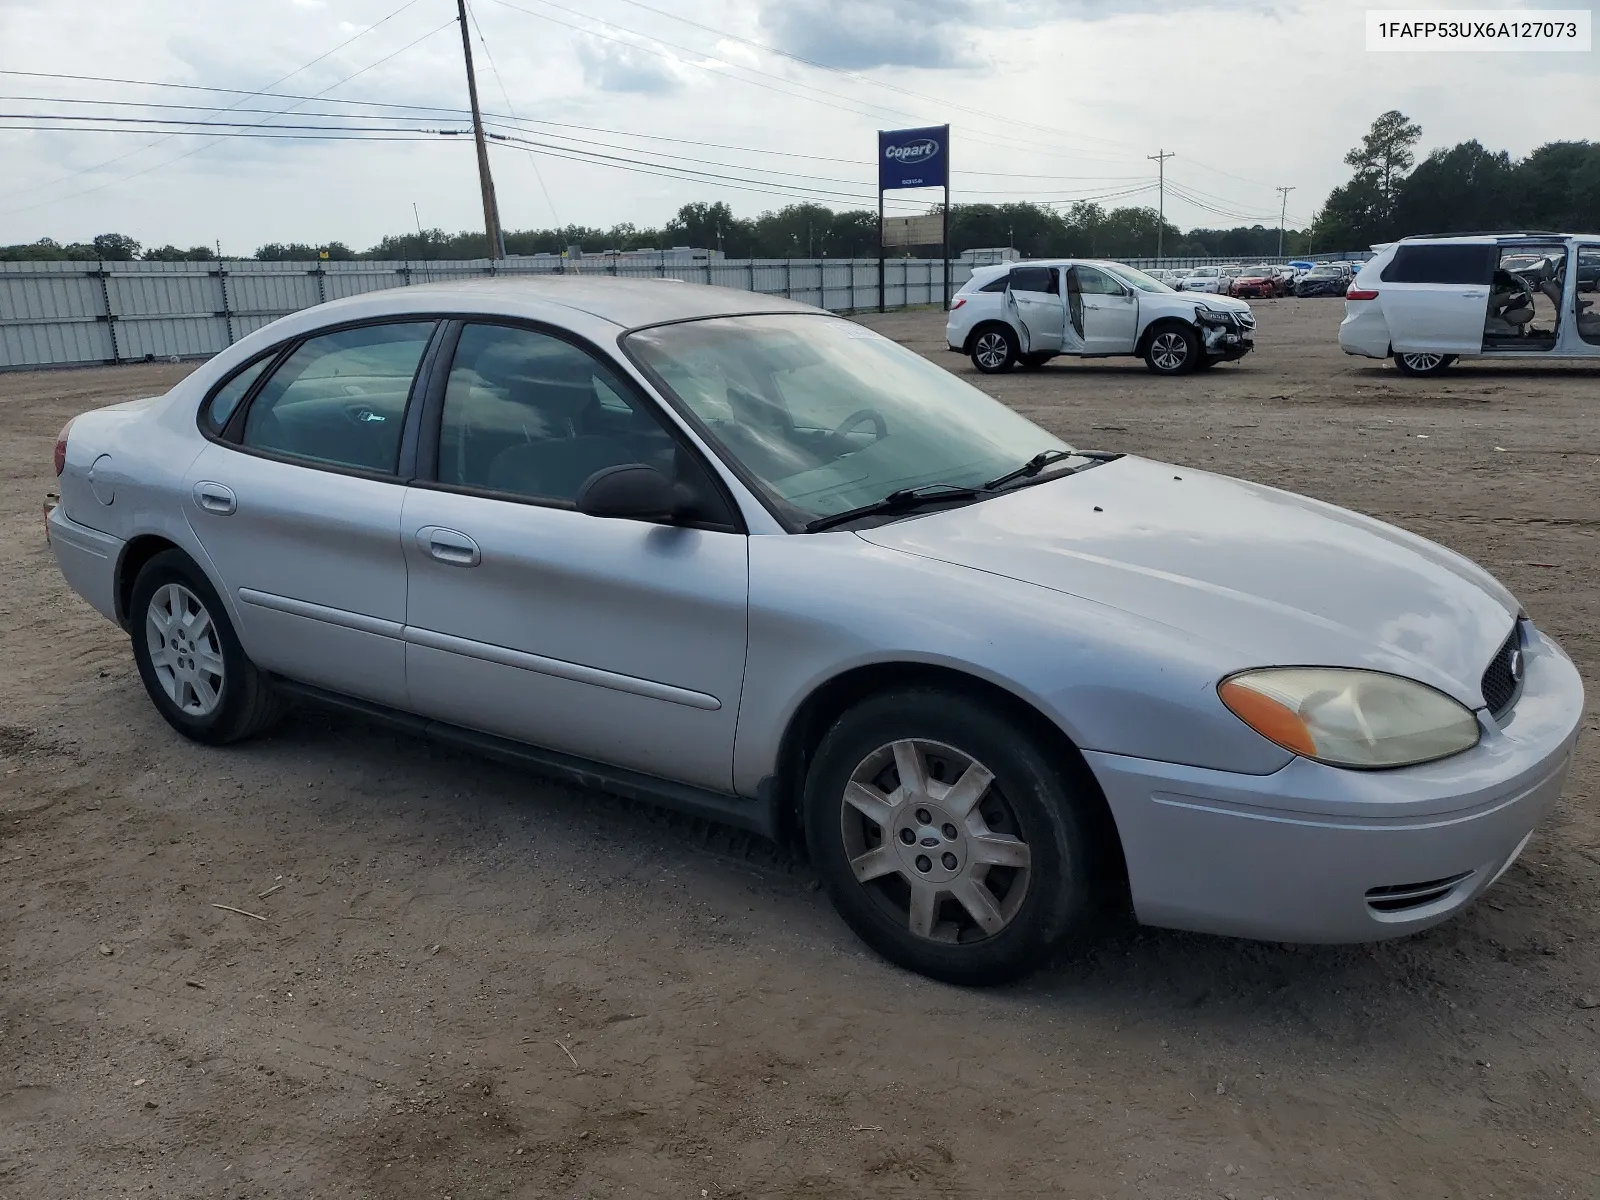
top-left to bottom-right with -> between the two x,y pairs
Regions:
981,448 -> 1122,492
804,483 -> 981,533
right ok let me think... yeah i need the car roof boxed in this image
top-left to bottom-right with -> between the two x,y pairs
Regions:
289,275 -> 822,330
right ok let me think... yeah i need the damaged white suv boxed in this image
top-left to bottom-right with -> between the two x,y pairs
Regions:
1339,233 -> 1600,375
946,260 -> 1256,376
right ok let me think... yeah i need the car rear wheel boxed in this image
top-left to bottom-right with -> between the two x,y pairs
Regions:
1392,352 -> 1457,377
1143,323 -> 1200,375
804,689 -> 1101,985
130,549 -> 284,745
970,326 -> 1018,374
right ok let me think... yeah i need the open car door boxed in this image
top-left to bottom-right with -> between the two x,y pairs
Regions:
1065,267 -> 1085,352
1004,265 -> 1064,356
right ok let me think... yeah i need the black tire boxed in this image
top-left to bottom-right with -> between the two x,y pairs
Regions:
1392,351 -> 1457,377
1143,322 -> 1201,375
129,549 -> 284,745
1018,352 -> 1052,370
969,325 -> 1018,374
803,688 -> 1104,985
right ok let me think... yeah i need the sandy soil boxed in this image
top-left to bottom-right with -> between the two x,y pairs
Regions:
2,299 -> 1598,1199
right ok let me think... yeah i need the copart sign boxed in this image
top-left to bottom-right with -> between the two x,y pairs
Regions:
879,125 -> 950,190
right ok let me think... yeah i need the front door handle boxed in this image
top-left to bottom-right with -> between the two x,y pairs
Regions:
416,526 -> 480,567
193,481 -> 236,515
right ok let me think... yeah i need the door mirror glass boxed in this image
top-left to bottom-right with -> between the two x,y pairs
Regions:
575,463 -> 680,522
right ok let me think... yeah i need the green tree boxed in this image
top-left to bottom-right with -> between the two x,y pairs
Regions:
91,232 -> 141,260
1391,141 -> 1520,236
1342,110 -> 1422,236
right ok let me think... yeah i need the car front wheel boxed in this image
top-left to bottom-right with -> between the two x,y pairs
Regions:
804,689 -> 1102,985
1144,323 -> 1200,375
1392,351 -> 1457,377
970,326 -> 1018,374
129,549 -> 284,745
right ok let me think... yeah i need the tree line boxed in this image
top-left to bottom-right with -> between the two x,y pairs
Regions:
1,201 -> 1313,264
1314,111 -> 1597,247
6,114 -> 1592,265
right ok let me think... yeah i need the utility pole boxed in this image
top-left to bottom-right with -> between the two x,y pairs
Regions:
456,0 -> 504,259
1147,149 -> 1174,262
1275,186 -> 1295,258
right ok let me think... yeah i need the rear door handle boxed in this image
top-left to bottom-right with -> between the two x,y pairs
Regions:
416,526 -> 480,567
192,481 -> 236,515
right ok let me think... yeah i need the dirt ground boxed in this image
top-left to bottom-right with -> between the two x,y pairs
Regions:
2,298 -> 1598,1199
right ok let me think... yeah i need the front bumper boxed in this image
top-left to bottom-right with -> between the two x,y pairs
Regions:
1085,627 -> 1583,943
1199,320 -> 1255,360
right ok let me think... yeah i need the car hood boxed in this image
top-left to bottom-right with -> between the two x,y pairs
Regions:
856,456 -> 1518,706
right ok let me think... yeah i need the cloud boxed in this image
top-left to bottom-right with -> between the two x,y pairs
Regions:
758,0 -> 983,70
575,36 -> 688,93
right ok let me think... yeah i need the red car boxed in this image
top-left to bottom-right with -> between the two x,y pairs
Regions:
1228,266 -> 1284,298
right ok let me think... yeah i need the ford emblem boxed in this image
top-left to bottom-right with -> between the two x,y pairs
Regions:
886,138 -> 940,164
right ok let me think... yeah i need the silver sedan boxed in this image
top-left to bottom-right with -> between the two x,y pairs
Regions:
47,279 -> 1583,983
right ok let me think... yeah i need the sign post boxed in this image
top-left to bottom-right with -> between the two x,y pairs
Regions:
877,124 -> 951,312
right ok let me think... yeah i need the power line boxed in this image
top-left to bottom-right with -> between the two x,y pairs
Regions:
0,0 -> 429,204
0,19 -> 458,216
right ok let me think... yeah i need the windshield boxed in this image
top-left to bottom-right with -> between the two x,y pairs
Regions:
624,314 -> 1072,524
1244,266 -> 1276,277
1308,265 -> 1340,277
1190,267 -> 1218,278
1102,262 -> 1174,293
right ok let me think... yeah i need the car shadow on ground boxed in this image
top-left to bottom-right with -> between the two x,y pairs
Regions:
264,705 -> 1536,1050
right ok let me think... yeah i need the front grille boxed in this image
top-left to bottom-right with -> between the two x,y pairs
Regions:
1365,871 -> 1474,914
1480,623 -> 1524,720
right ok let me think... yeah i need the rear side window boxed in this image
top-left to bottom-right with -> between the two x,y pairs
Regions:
1010,266 -> 1058,294
241,322 -> 435,474
1381,245 -> 1495,285
202,354 -> 274,433
977,275 -> 1010,293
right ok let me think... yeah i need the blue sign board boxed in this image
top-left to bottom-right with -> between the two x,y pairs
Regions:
879,125 -> 949,191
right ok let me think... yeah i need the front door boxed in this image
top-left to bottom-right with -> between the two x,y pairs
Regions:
399,321 -> 750,792
1004,265 -> 1064,355
1071,265 -> 1140,353
183,319 -> 437,709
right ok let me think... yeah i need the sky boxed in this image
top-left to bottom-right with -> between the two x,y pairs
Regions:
0,0 -> 1595,254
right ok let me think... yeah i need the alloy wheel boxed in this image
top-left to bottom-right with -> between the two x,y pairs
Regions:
974,331 -> 1009,370
1400,352 -> 1444,372
839,739 -> 1031,943
145,582 -> 225,716
1150,331 -> 1189,371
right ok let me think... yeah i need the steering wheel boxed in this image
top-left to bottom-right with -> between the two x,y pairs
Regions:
832,408 -> 888,442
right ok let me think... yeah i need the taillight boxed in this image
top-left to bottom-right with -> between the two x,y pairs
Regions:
950,296 -> 967,310
1346,288 -> 1379,301
53,418 -> 74,476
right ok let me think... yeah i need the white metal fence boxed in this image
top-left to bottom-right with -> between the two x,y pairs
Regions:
0,256 -> 972,370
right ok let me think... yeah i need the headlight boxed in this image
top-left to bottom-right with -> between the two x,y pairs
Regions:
1195,307 -> 1233,325
1218,668 -> 1480,768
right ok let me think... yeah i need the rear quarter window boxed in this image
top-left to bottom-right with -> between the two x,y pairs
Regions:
1380,245 -> 1495,285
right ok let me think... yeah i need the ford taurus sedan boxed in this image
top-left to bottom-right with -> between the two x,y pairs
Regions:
46,278 -> 1582,984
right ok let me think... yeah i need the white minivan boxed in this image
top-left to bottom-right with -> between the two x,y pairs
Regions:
1339,233 -> 1600,375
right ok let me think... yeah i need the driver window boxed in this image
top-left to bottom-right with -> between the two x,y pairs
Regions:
437,323 -> 677,503
240,321 -> 435,473
1073,267 -> 1124,295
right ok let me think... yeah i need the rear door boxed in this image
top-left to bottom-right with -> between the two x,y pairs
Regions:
184,319 -> 438,709
1072,266 -> 1140,353
1004,265 -> 1064,355
1377,242 -> 1494,355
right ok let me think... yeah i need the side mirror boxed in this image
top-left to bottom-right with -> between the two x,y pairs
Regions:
576,463 -> 681,522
